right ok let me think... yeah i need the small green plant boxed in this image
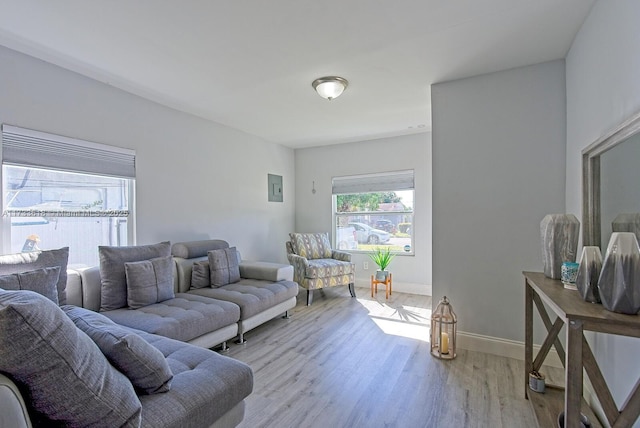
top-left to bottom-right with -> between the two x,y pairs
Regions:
369,246 -> 395,271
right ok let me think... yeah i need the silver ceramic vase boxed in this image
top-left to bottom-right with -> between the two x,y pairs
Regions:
540,214 -> 580,279
598,232 -> 640,314
575,246 -> 602,303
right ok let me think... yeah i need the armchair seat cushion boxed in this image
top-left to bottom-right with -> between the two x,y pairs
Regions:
101,293 -> 240,342
305,258 -> 355,279
189,279 -> 298,320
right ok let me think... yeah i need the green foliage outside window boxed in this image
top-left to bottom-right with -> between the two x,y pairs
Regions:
336,192 -> 403,212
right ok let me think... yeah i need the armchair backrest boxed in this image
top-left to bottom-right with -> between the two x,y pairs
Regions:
288,233 -> 333,260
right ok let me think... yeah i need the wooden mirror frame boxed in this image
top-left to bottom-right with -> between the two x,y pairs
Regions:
582,109 -> 640,247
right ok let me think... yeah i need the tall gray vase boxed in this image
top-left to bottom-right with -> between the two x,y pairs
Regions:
612,213 -> 640,244
598,232 -> 640,314
540,214 -> 580,279
575,246 -> 602,303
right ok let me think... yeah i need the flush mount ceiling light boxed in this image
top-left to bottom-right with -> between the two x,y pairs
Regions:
312,76 -> 348,100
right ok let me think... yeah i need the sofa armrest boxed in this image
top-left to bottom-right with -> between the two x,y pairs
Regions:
0,372 -> 32,428
78,266 -> 102,312
331,250 -> 352,262
239,261 -> 293,282
65,268 -> 83,307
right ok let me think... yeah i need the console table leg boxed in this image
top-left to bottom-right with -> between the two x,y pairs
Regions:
525,280 -> 533,399
565,319 -> 584,428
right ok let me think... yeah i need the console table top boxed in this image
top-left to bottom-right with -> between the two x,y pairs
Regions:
523,271 -> 640,333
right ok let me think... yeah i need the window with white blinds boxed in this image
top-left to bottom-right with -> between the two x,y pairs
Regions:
2,125 -> 135,266
332,170 -> 414,254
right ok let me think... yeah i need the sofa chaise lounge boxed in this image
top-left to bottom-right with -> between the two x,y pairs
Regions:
0,281 -> 252,428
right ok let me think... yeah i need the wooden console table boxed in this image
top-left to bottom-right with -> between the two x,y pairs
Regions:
524,271 -> 640,428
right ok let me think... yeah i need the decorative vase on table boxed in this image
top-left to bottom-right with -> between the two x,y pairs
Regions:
598,232 -> 640,314
612,213 -> 640,244
575,246 -> 602,303
540,214 -> 580,279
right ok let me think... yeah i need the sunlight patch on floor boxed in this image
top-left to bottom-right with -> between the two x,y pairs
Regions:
356,294 -> 432,342
370,315 -> 430,342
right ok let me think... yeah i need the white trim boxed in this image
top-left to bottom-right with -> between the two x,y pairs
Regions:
457,330 -> 563,368
354,278 -> 431,296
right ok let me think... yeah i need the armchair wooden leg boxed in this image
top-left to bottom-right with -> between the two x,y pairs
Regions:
307,290 -> 314,306
349,282 -> 356,298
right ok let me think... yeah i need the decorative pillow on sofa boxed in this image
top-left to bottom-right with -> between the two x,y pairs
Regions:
125,255 -> 175,309
191,260 -> 210,289
290,232 -> 333,259
208,247 -> 240,287
62,305 -> 173,395
0,247 -> 69,304
0,266 -> 61,304
0,289 -> 141,427
99,241 -> 171,311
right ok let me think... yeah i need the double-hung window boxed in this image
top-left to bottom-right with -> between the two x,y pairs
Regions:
1,125 -> 135,267
332,170 -> 414,254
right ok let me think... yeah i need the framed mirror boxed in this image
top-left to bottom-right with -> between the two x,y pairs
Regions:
582,109 -> 640,248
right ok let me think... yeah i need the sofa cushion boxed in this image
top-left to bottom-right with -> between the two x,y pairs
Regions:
62,305 -> 174,395
305,258 -> 356,279
191,261 -> 210,289
0,266 -> 60,304
0,247 -> 69,304
125,255 -> 175,308
134,331 -> 253,428
208,247 -> 240,287
0,289 -> 141,427
289,233 -> 333,260
99,241 -> 171,311
189,279 -> 299,320
101,293 -> 241,342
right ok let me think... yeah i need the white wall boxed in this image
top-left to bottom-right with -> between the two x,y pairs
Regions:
566,1 -> 640,422
0,46 -> 295,263
431,60 -> 566,342
294,133 -> 432,294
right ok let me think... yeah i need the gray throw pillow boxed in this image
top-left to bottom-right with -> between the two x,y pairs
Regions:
0,289 -> 141,427
191,261 -> 210,289
208,247 -> 240,287
62,305 -> 173,395
99,242 -> 171,311
0,247 -> 69,304
0,266 -> 61,304
125,255 -> 174,308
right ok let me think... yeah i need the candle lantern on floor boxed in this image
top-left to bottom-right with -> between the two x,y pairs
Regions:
430,296 -> 457,360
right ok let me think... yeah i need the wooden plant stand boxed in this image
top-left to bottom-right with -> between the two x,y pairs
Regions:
524,271 -> 640,428
371,273 -> 392,299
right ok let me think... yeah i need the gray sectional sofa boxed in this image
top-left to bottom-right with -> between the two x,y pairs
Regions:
0,239 -> 299,428
172,240 -> 298,344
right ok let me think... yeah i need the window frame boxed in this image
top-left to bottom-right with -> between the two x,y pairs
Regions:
1,125 -> 136,263
332,170 -> 415,255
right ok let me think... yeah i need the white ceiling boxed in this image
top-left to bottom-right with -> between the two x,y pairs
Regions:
0,0 -> 594,148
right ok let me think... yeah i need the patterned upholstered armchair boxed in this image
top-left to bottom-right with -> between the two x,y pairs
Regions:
286,232 -> 356,305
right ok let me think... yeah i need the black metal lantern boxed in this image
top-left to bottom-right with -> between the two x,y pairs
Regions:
430,296 -> 457,359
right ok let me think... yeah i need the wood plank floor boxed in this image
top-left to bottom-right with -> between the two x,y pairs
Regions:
225,286 -> 549,428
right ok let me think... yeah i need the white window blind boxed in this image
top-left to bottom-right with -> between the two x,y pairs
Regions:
2,124 -> 135,178
332,170 -> 414,195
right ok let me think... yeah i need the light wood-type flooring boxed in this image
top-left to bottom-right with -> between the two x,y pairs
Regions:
226,286 -> 554,428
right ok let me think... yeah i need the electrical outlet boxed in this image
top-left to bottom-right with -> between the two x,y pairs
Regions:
363,262 -> 369,270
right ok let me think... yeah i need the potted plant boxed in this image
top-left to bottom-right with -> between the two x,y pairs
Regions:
369,246 -> 395,281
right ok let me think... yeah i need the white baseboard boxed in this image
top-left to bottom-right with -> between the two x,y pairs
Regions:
354,276 -> 432,296
457,330 -> 563,369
